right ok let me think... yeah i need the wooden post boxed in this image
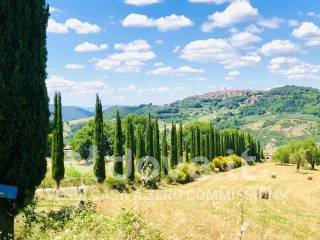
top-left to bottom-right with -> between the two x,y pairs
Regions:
0,199 -> 14,240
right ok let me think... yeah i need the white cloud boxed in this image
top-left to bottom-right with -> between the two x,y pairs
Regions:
268,57 -> 320,80
172,45 -> 181,53
189,0 -> 233,4
47,19 -> 68,34
201,0 -> 259,32
47,76 -> 113,95
260,40 -> 299,56
307,12 -> 320,18
156,40 -> 164,44
288,20 -> 299,27
292,22 -> 320,46
74,42 -> 108,52
65,64 -> 85,70
93,39 -> 156,72
49,7 -> 62,14
114,39 -> 150,52
124,0 -> 162,6
47,18 -> 102,34
122,13 -> 193,31
257,17 -> 284,29
226,70 -> 239,80
180,37 -> 261,69
147,65 -> 205,76
154,62 -> 165,67
229,31 -> 261,47
65,18 -> 102,34
245,24 -> 263,33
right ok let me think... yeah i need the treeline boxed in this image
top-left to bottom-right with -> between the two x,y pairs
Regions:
273,139 -> 320,171
66,95 -> 262,183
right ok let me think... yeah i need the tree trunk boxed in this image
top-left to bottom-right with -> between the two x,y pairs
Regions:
0,199 -> 14,240
311,162 -> 315,170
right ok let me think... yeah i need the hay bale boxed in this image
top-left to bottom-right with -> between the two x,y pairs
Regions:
257,190 -> 270,200
308,176 -> 313,180
271,173 -> 277,179
214,168 -> 220,173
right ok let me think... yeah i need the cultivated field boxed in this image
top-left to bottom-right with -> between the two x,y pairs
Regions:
29,162 -> 320,240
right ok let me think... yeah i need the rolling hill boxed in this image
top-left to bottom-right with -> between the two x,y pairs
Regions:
65,85 -> 320,148
49,105 -> 94,121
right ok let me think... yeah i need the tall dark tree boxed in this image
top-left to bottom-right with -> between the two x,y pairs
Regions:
195,127 -> 201,158
136,127 -> 145,162
114,111 -> 123,175
51,92 -> 65,188
170,122 -> 178,168
161,125 -> 169,175
177,123 -> 183,163
209,124 -> 214,160
0,0 -> 49,236
125,118 -> 135,181
93,95 -> 106,183
190,128 -> 195,160
185,141 -> 189,163
145,114 -> 153,157
153,118 -> 160,168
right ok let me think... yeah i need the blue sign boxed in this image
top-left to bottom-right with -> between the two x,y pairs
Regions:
0,184 -> 18,200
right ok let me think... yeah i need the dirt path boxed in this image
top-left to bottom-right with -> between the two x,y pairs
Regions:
97,163 -> 320,240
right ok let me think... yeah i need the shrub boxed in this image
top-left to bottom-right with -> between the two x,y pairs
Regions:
19,202 -> 165,240
168,163 -> 200,184
140,158 -> 159,189
106,177 -> 129,192
211,155 -> 246,172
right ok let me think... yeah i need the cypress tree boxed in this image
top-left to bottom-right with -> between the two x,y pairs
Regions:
136,127 -> 144,162
177,123 -> 183,163
145,114 -> 153,157
185,141 -> 189,163
209,123 -> 214,160
0,0 -> 49,236
170,122 -> 178,168
93,95 -> 106,183
153,118 -> 160,168
52,92 -> 65,188
195,127 -> 201,158
125,118 -> 135,181
201,134 -> 206,158
161,125 -> 169,176
190,128 -> 195,160
205,132 -> 210,160
114,111 -> 123,175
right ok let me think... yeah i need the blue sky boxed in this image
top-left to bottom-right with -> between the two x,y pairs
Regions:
46,0 -> 320,107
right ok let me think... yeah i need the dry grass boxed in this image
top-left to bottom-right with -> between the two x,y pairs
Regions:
35,163 -> 320,240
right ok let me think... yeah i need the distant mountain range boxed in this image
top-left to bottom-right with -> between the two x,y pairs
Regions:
49,105 -> 94,121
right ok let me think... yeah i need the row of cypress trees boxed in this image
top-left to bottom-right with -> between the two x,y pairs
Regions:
51,96 -> 262,184
106,112 -> 262,182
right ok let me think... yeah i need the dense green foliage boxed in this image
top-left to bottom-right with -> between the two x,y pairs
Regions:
125,118 -> 135,181
103,86 -> 320,123
0,0 -> 49,212
51,93 -> 65,188
93,95 -> 106,183
240,86 -> 320,116
170,122 -> 178,168
273,139 -> 320,170
114,111 -> 124,175
18,202 -> 165,240
161,125 -> 168,176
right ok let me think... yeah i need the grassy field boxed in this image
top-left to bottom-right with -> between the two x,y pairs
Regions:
20,162 -> 320,240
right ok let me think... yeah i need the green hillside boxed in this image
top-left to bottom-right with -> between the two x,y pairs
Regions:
67,86 -> 320,148
49,105 -> 94,121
